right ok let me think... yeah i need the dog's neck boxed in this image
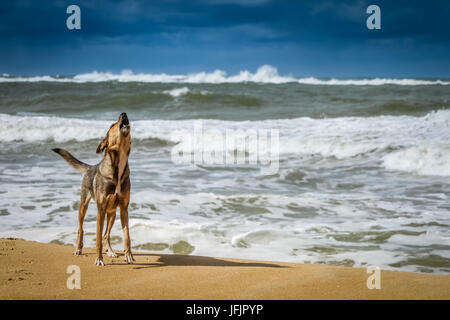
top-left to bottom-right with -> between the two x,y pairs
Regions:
99,147 -> 130,187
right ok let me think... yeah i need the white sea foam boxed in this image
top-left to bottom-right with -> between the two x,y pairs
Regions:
0,114 -> 108,143
163,87 -> 190,97
297,77 -> 450,86
383,145 -> 450,176
1,197 -> 448,272
1,65 -> 449,85
1,110 -> 449,176
0,176 -> 448,273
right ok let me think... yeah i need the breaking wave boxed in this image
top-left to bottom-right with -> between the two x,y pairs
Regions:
383,145 -> 450,176
1,65 -> 449,85
1,109 -> 449,176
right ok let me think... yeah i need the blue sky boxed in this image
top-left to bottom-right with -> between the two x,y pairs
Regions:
0,0 -> 449,77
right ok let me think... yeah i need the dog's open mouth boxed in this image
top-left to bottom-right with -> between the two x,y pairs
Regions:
120,117 -> 130,130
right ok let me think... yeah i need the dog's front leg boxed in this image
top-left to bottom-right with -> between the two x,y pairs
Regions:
94,206 -> 107,266
103,211 -> 118,258
120,204 -> 135,264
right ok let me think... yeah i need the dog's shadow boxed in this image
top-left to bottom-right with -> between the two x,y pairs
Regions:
105,252 -> 287,269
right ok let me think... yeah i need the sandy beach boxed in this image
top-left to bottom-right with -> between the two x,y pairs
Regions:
0,238 -> 449,300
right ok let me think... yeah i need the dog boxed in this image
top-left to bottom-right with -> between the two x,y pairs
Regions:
53,112 -> 134,266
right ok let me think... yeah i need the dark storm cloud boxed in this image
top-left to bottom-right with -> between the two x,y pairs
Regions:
0,0 -> 449,76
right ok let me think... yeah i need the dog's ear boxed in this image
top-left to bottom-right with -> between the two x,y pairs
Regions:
96,136 -> 108,154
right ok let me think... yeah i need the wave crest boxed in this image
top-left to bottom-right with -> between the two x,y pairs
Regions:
1,65 -> 449,85
383,145 -> 450,176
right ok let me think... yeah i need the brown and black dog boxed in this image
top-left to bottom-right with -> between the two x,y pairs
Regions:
53,112 -> 134,266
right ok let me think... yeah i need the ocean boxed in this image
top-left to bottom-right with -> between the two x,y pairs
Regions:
0,65 -> 449,274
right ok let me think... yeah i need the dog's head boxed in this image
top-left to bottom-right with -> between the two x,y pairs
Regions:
96,112 -> 131,154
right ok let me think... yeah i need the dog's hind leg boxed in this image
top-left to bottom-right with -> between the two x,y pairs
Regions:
74,188 -> 91,255
103,211 -> 118,258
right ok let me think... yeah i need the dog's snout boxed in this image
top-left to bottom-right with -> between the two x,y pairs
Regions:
119,112 -> 130,130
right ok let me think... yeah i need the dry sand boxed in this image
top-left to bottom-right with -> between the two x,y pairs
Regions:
0,238 -> 449,299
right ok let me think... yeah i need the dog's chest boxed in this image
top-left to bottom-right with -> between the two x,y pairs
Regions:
98,150 -> 128,183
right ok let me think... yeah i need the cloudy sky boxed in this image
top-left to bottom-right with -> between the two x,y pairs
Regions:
0,0 -> 449,77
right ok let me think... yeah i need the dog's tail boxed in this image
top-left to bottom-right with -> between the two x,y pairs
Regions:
52,148 -> 91,173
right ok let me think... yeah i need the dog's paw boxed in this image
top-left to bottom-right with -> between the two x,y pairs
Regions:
73,248 -> 82,255
94,257 -> 105,266
106,249 -> 118,258
124,252 -> 135,264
